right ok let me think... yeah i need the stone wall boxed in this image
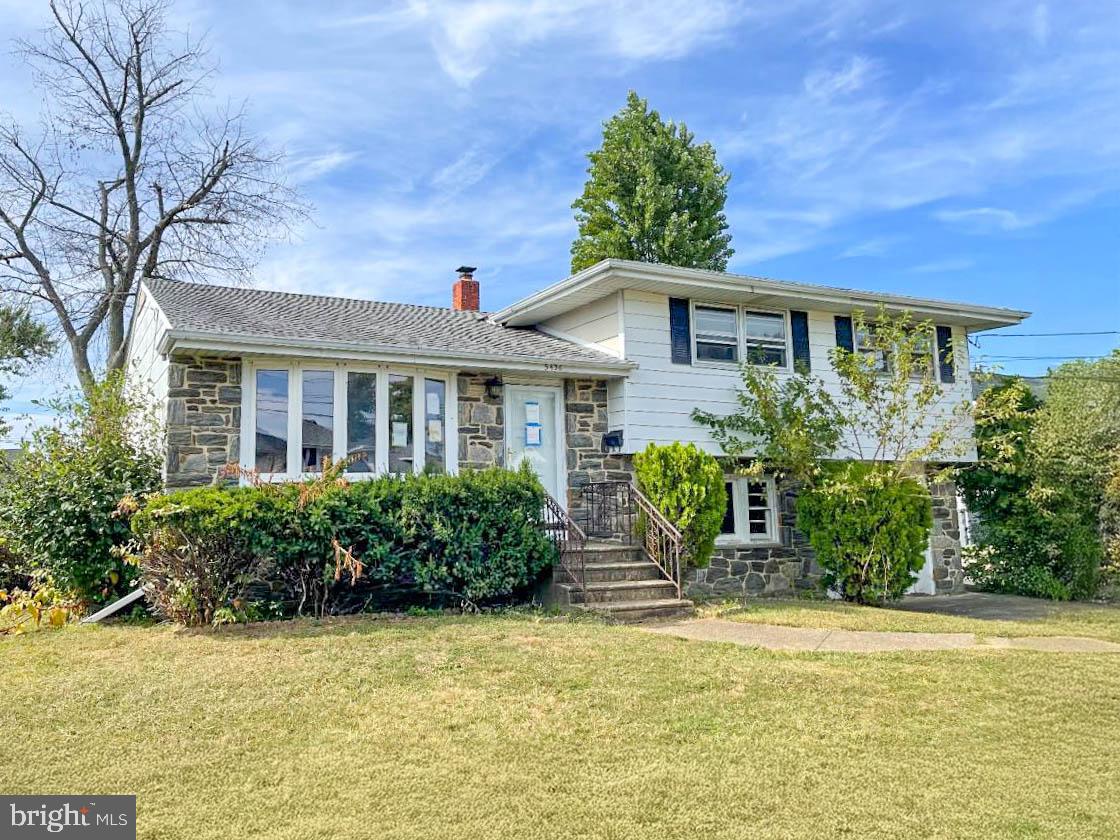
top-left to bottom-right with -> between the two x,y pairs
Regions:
165,354 -> 242,488
930,475 -> 964,594
685,473 -> 966,599
563,378 -> 632,512
685,478 -> 819,598
457,373 -> 505,470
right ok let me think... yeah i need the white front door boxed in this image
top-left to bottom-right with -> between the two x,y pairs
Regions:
505,385 -> 566,504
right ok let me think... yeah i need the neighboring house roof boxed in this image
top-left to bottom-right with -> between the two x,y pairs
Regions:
971,372 -> 1049,401
143,278 -> 632,375
492,259 -> 1031,330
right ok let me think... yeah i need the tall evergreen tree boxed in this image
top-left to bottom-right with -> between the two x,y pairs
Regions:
570,91 -> 733,273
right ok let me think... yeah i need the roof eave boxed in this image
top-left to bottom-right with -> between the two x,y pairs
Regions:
492,259 -> 1031,331
158,329 -> 636,377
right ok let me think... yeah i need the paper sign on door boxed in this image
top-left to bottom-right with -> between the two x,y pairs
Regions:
525,424 -> 542,447
524,401 -> 540,424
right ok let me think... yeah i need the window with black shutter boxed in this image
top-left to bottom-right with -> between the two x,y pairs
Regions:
936,325 -> 955,382
669,297 -> 691,364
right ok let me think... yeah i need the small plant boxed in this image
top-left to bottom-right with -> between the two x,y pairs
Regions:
633,442 -> 726,568
0,575 -> 80,635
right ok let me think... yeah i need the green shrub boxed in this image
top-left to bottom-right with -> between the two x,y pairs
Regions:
129,464 -> 553,622
0,374 -> 161,606
633,442 -> 726,568
796,463 -> 933,604
959,373 -> 1118,600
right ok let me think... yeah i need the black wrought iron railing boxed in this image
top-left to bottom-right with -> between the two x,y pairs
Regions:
579,481 -> 684,597
541,491 -> 586,588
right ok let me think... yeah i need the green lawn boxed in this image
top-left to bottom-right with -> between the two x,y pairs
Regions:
5,612 -> 1120,839
702,597 -> 1120,643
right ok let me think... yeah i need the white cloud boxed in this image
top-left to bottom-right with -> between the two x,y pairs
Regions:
431,146 -> 500,193
908,257 -> 974,274
369,0 -> 743,86
934,207 -> 1025,231
839,236 -> 899,258
288,150 -> 358,184
803,55 -> 879,100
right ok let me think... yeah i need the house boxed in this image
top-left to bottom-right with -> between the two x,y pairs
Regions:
127,260 -> 1029,612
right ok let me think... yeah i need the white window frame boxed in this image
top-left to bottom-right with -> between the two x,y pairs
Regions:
854,325 -> 937,382
741,307 -> 792,371
691,302 -> 793,372
240,358 -> 457,483
691,302 -> 740,365
717,475 -> 780,546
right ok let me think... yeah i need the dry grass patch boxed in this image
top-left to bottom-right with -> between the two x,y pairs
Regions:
703,597 -> 1120,643
3,613 -> 1120,839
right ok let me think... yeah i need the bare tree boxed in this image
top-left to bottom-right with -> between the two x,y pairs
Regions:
0,0 -> 304,390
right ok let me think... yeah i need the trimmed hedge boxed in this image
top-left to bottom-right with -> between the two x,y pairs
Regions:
796,462 -> 933,605
129,465 -> 554,624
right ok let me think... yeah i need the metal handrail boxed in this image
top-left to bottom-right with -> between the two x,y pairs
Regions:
630,483 -> 684,598
542,491 -> 587,589
579,480 -> 685,598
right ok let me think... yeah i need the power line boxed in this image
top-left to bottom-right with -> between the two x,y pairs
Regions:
977,330 -> 1120,338
975,354 -> 1113,361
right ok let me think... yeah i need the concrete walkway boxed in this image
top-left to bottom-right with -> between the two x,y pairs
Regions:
643,618 -> 1120,654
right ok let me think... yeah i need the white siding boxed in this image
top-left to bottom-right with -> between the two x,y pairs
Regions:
539,293 -> 623,358
619,289 -> 977,461
124,287 -> 170,414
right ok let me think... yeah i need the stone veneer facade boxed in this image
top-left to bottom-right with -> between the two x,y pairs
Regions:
165,354 -> 242,488
162,360 -> 966,599
685,478 -> 817,598
686,471 -> 965,599
457,373 -> 506,471
929,476 -> 965,594
563,378 -> 630,511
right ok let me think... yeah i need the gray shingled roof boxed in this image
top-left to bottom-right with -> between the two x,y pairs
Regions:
144,279 -> 628,368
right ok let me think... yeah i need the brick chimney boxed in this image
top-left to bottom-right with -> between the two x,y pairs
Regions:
452,265 -> 479,311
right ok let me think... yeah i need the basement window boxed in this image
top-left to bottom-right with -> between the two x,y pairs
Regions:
718,476 -> 779,545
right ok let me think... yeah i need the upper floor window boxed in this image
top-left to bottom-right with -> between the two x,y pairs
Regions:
693,305 -> 738,362
692,303 -> 791,369
856,326 -> 934,380
743,311 -> 787,367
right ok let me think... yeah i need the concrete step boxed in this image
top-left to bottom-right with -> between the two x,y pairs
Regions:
580,562 -> 663,583
586,598 -> 696,623
573,579 -> 680,604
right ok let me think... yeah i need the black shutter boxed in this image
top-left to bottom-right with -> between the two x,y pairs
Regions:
669,297 -> 691,364
790,310 -> 811,373
936,325 -> 955,383
834,315 -> 854,352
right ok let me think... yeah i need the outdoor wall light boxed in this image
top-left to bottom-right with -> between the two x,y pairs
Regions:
484,376 -> 503,400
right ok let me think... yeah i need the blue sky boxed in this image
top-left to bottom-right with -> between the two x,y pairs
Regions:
1,0 -> 1117,436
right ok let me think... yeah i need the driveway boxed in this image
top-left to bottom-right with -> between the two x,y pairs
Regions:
893,591 -> 1112,621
